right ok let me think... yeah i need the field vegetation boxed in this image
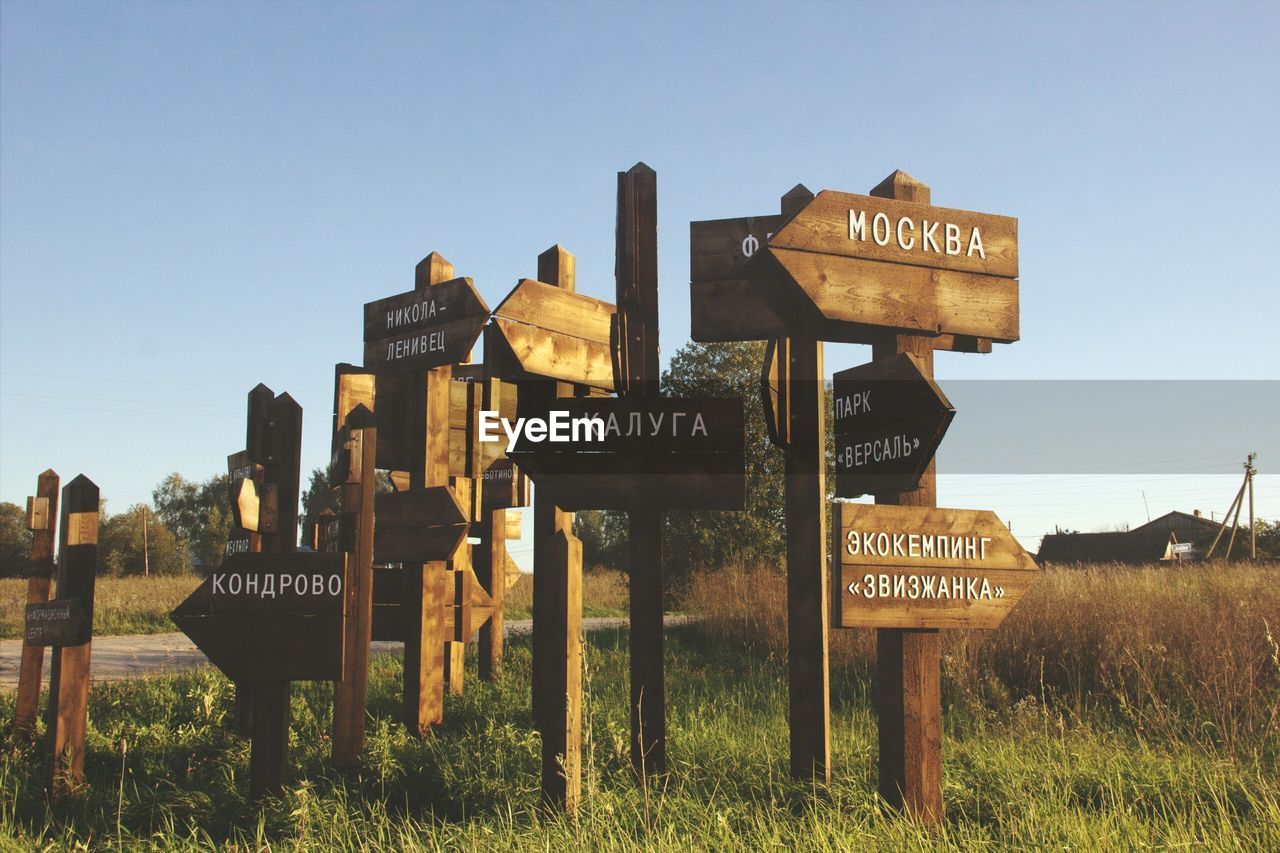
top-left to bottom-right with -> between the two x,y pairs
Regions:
1,561 -> 1276,848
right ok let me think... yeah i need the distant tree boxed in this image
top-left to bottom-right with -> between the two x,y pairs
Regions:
658,340 -> 788,583
0,501 -> 32,578
573,510 -> 629,570
152,472 -> 233,572
99,504 -> 186,576
300,467 -> 340,548
1249,519 -> 1280,559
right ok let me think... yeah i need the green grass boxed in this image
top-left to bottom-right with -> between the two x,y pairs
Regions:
3,625 -> 1276,849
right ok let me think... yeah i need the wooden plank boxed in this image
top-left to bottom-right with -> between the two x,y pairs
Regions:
363,276 -> 489,342
476,507 -> 505,680
690,278 -> 787,342
783,338 -> 830,783
869,171 -> 943,825
444,640 -> 465,695
690,214 -> 784,282
493,278 -> 614,343
13,469 -> 58,740
504,510 -> 522,540
769,189 -> 1018,278
332,364 -> 376,436
481,459 -> 530,510
761,338 -> 789,447
373,524 -> 467,564
491,317 -> 616,390
537,528 -> 582,814
508,397 -> 744,455
24,599 -> 88,646
363,313 -> 488,375
375,486 -> 467,529
332,411 -> 376,766
45,474 -> 97,802
752,246 -> 1020,342
512,454 -> 744,511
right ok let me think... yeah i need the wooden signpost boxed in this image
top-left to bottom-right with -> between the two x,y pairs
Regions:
43,474 -> 99,801
171,384 -> 314,797
12,469 -> 59,740
832,353 -> 955,497
693,170 -> 1031,823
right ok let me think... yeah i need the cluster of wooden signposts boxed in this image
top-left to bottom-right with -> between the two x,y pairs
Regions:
11,163 -> 1036,824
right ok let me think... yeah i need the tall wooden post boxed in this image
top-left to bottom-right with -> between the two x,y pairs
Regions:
774,183 -> 832,783
402,252 -> 453,735
476,362 -> 507,681
13,469 -> 59,740
784,335 -> 831,782
616,163 -> 666,775
870,170 -> 944,823
332,378 -> 377,767
249,391 -> 302,798
530,244 -> 584,814
44,474 -> 98,801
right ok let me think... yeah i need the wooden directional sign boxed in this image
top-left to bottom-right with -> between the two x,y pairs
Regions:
833,353 -> 955,497
481,458 -> 530,509
171,552 -> 348,683
489,278 -> 616,390
370,563 -> 497,642
505,396 -> 745,509
747,190 -> 1019,343
24,599 -> 88,647
372,486 -> 468,563
363,277 -> 490,374
832,504 -> 1038,630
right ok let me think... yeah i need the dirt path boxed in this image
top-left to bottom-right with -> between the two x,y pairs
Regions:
0,616 -> 691,687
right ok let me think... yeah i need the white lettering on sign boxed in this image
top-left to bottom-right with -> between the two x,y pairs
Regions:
833,391 -> 871,420
385,330 -> 446,362
849,209 -> 986,259
838,434 -> 921,469
225,538 -> 251,555
210,572 -> 343,599
385,298 -> 439,331
848,573 -> 1003,600
844,530 -> 993,560
740,231 -> 773,258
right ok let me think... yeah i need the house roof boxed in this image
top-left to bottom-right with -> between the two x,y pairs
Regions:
1132,510 -> 1222,535
1037,529 -> 1176,565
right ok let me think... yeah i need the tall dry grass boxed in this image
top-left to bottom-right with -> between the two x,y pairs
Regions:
503,566 -> 629,620
683,561 -> 1280,757
0,574 -> 197,638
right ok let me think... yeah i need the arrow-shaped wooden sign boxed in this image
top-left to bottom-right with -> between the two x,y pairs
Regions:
832,352 -> 955,497
171,552 -> 348,683
488,278 -> 617,390
363,276 -> 490,374
505,396 -> 745,510
832,504 -> 1037,630
744,189 -> 1019,344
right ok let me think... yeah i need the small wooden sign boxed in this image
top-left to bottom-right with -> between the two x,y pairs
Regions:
25,496 -> 50,531
24,599 -> 88,647
505,396 -> 746,510
230,478 -> 278,534
832,352 -> 955,497
489,278 -> 617,390
363,277 -> 490,374
370,564 -> 497,643
480,459 -> 530,510
171,552 -> 348,683
832,504 -> 1038,630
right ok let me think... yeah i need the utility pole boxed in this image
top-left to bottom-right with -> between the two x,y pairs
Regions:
143,506 -> 150,577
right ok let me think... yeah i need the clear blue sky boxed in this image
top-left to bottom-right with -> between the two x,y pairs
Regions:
2,2 -> 1276,554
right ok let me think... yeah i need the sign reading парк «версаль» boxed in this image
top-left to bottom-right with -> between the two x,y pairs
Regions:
832,352 -> 954,497
833,504 -> 1038,630
363,277 -> 490,374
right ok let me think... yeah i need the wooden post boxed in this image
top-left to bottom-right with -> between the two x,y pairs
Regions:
402,252 -> 453,736
332,399 -> 376,768
771,184 -> 832,783
784,335 -> 831,782
248,391 -> 302,798
477,370 -> 507,681
44,474 -> 98,801
530,244 -> 584,815
13,469 -> 58,740
616,163 -> 667,776
870,170 -> 944,824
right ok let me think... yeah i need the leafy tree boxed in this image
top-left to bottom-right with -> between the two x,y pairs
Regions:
300,467 -> 340,548
0,501 -> 32,578
573,509 -> 629,570
152,472 -> 232,572
99,504 -> 186,576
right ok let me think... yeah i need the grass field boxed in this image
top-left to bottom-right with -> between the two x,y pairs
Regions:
0,567 -> 630,639
2,563 -> 1277,848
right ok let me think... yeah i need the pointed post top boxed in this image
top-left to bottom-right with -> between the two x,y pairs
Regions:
538,244 -> 576,292
870,170 -> 930,204
415,252 -> 455,290
781,184 -> 815,216
626,161 -> 656,177
38,468 -> 59,481
63,474 -> 100,512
